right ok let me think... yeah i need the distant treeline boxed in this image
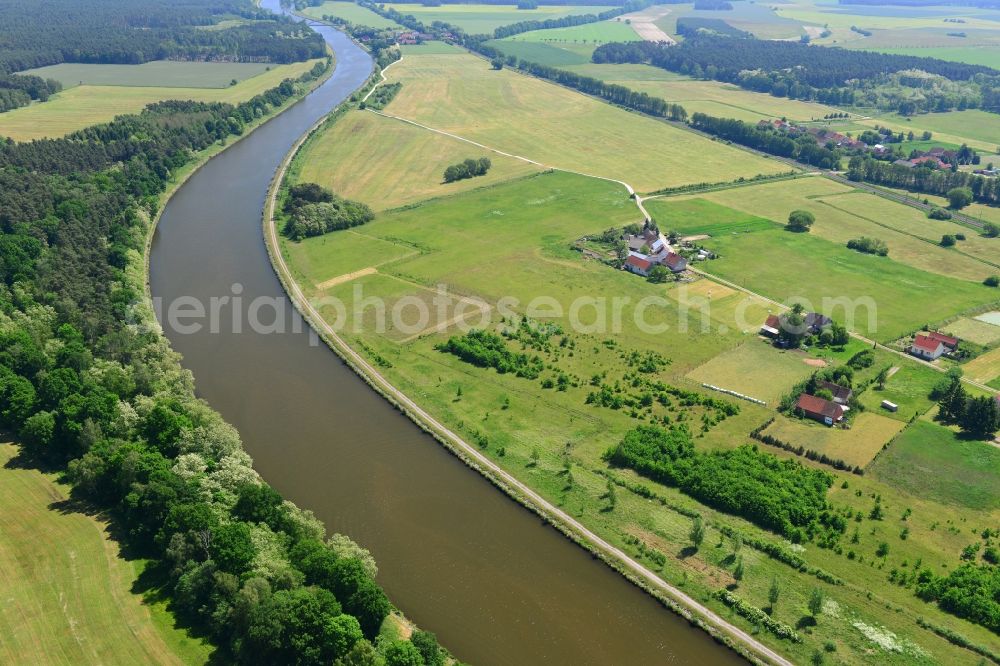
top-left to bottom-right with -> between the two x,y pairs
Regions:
690,113 -> 841,168
839,0 -> 1000,6
0,0 -> 325,77
592,37 -> 1000,112
847,156 -> 1000,205
493,1 -> 650,39
676,17 -> 750,38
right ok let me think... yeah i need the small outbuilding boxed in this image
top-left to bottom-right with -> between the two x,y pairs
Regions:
881,400 -> 898,412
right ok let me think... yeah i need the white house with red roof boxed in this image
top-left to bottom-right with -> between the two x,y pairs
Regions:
910,333 -> 946,360
624,252 -> 653,277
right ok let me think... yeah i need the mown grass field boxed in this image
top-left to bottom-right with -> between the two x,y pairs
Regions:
649,178 -> 1000,283
879,186 -> 1000,228
0,442 -> 210,666
763,412 -> 905,468
302,0 -> 404,28
21,61 -> 273,89
685,339 -> 816,404
869,420 -> 1000,509
856,364 -> 946,422
383,3 -> 616,33
0,58 -> 323,140
870,44 -> 1000,67
295,109 -> 541,210
381,48 -> 786,191
282,166 -> 1000,665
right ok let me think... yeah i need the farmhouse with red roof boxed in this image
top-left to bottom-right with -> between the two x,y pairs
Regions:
795,393 -> 846,426
909,334 -> 946,361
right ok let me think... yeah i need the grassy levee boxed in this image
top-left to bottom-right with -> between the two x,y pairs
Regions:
0,442 -> 212,665
379,46 -> 786,192
0,58 -> 324,141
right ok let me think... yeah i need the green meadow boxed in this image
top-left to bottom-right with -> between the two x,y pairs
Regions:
21,60 -> 274,89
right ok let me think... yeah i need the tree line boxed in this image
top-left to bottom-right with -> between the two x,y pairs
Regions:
936,374 -> 1000,438
592,36 -> 1000,113
847,156 -> 1000,205
0,54 -> 458,664
689,113 -> 841,168
0,0 -> 325,79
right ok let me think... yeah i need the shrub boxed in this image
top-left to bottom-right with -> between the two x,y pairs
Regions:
443,157 -> 492,183
786,209 -> 815,232
846,236 -> 888,256
927,207 -> 952,220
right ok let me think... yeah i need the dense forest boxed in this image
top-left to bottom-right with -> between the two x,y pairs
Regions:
592,37 -> 1000,113
0,0 -> 325,75
0,53 -> 451,664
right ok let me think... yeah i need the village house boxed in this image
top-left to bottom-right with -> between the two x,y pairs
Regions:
817,379 -> 852,405
910,333 -> 946,360
804,312 -> 833,335
662,251 -> 687,273
796,393 -> 846,426
623,252 -> 653,277
926,330 -> 959,351
760,314 -> 781,338
910,155 -> 948,169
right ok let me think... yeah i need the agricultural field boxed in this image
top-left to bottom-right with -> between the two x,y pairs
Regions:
0,59 -> 324,141
879,186 -> 1000,228
645,195 -> 998,341
0,442 -> 210,666
20,61 -> 273,89
301,0 -> 404,28
383,3 -> 617,33
963,345 -> 1000,386
282,162 -> 1000,665
943,316 -> 1000,346
380,47 -> 786,191
294,109 -> 541,210
648,178 -> 1000,282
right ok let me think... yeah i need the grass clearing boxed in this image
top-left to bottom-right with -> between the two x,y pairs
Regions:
856,364 -> 945,422
295,110 -> 541,210
20,61 -> 273,89
870,44 -> 1000,67
381,51 -> 786,191
383,3 -> 617,32
487,39 -> 595,66
859,110 -> 1000,152
0,442 -> 210,666
869,420 -> 1000,509
686,340 -> 816,404
0,59 -> 323,140
302,0 -> 404,28
762,412 -> 905,468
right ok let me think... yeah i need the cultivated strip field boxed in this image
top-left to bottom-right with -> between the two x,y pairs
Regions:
0,59 -> 323,140
381,47 -> 787,191
383,3 -> 617,32
21,61 -> 274,89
